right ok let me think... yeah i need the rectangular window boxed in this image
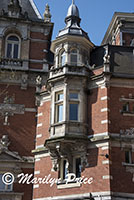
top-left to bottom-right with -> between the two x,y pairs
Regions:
57,104 -> 63,122
0,174 -> 12,191
125,150 -> 132,164
75,158 -> 81,178
69,93 -> 78,99
59,158 -> 81,182
71,54 -> 77,63
123,102 -> 129,112
69,92 -> 79,121
7,44 -> 12,58
69,104 -> 78,121
63,160 -> 68,180
14,44 -> 19,59
70,49 -> 77,65
55,91 -> 64,123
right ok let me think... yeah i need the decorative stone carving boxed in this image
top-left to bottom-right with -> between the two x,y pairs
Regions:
103,46 -> 110,72
81,153 -> 89,168
21,74 -> 28,90
44,4 -> 51,23
0,135 -> 10,150
8,0 -> 22,18
36,75 -> 42,93
51,158 -> 59,171
120,128 -> 134,136
0,58 -> 23,67
36,75 -> 42,86
49,149 -> 60,171
3,95 -> 15,104
0,96 -> 25,125
44,27 -> 51,36
47,141 -> 89,172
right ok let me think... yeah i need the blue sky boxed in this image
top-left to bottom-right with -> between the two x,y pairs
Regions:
34,0 -> 134,45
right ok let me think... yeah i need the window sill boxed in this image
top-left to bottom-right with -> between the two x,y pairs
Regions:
122,112 -> 134,117
122,162 -> 134,174
120,97 -> 134,102
57,182 -> 81,189
122,162 -> 134,167
51,121 -> 65,127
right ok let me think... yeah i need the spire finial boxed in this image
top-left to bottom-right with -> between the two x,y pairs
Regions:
44,4 -> 51,22
72,0 -> 75,4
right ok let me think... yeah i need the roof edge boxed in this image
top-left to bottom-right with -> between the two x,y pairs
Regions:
101,12 -> 134,45
29,0 -> 42,19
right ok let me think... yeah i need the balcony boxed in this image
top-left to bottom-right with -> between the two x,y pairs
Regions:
0,58 -> 28,70
50,121 -> 88,138
49,63 -> 90,79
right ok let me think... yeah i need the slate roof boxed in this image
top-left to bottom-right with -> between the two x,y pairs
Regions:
0,0 -> 42,20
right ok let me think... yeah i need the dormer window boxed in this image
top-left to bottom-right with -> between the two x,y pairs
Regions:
6,35 -> 20,59
70,49 -> 77,65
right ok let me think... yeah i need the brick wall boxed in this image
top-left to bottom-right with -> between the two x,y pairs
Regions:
0,84 -> 36,156
88,87 -> 109,135
33,147 -> 110,199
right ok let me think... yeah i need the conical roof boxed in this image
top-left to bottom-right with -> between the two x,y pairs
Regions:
57,0 -> 90,40
67,0 -> 79,18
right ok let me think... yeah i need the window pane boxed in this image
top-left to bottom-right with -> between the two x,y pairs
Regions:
7,43 -> 12,58
71,54 -> 77,63
58,93 -> 63,101
61,51 -> 66,66
13,44 -> 19,58
76,158 -> 81,178
69,104 -> 78,121
58,104 -> 63,122
125,151 -> 131,163
63,160 -> 68,179
8,36 -> 19,41
69,93 -> 78,99
0,174 -> 5,190
71,49 -> 77,53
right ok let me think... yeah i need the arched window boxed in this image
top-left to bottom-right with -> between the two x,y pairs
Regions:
70,49 -> 77,65
60,51 -> 66,67
6,35 -> 20,59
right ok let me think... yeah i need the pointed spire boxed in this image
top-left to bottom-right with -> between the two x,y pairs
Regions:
66,0 -> 79,18
44,4 -> 51,22
57,0 -> 89,40
72,0 -> 75,4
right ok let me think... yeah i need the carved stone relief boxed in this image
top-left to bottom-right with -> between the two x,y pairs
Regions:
120,128 -> 134,136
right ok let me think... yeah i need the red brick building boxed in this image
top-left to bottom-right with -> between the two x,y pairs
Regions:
33,1 -> 134,200
0,0 -> 53,200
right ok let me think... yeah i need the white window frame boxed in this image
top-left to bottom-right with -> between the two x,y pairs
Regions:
69,92 -> 79,121
0,173 -> 13,192
59,50 -> 66,67
60,159 -> 69,180
59,157 -> 81,181
5,34 -> 21,59
55,91 -> 64,123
